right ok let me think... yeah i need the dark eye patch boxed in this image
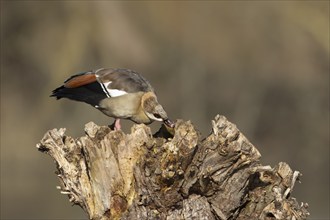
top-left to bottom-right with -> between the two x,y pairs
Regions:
153,113 -> 161,119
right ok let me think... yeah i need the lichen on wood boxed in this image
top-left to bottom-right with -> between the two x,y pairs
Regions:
37,115 -> 309,220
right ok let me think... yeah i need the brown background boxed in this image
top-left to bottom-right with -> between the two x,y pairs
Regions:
1,1 -> 329,219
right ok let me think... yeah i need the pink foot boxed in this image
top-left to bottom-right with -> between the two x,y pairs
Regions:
110,119 -> 121,130
114,119 -> 121,131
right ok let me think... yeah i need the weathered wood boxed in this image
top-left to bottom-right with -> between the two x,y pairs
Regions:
37,115 -> 309,220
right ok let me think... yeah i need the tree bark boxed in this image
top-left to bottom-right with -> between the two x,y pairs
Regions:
37,115 -> 309,220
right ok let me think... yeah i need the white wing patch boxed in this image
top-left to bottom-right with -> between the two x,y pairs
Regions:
100,81 -> 111,98
100,81 -> 127,98
108,89 -> 127,97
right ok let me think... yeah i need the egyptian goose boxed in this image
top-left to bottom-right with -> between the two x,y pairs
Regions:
51,68 -> 174,130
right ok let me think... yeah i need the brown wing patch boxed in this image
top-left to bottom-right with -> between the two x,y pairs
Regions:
64,74 -> 97,88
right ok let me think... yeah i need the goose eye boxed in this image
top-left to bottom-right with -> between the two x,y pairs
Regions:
153,113 -> 161,119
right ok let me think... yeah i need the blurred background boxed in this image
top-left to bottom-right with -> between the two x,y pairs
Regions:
1,1 -> 329,219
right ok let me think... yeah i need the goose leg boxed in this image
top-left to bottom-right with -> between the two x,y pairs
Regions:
110,119 -> 121,130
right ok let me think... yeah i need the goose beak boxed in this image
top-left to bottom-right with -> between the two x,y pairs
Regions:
164,118 -> 175,128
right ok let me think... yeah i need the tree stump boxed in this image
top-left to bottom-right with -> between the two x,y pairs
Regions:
36,115 -> 309,220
